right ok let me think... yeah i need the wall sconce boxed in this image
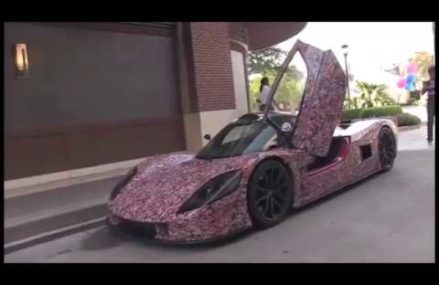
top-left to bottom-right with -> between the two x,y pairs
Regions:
15,43 -> 29,78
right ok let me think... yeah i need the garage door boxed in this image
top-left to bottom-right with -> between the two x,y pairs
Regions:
4,22 -> 185,179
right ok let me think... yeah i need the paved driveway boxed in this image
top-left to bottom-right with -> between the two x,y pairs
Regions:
5,143 -> 435,263
402,106 -> 428,123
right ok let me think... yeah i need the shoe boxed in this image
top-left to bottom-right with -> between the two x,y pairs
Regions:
427,139 -> 433,145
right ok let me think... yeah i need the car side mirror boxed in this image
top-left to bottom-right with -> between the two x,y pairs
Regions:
204,134 -> 211,140
281,122 -> 292,132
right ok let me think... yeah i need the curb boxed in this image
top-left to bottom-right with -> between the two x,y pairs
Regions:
4,217 -> 106,255
398,124 -> 423,132
4,204 -> 107,252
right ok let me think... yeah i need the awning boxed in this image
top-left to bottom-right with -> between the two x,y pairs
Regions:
244,22 -> 307,51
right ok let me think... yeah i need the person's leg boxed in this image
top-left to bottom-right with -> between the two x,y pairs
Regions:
426,96 -> 434,142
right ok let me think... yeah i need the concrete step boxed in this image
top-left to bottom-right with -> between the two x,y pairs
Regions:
4,217 -> 107,255
4,204 -> 107,245
4,175 -> 123,250
5,175 -> 122,226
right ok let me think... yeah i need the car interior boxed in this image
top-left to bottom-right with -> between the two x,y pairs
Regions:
306,137 -> 348,171
338,120 -> 352,130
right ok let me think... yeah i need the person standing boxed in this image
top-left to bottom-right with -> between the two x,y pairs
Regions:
422,66 -> 435,144
258,77 -> 271,112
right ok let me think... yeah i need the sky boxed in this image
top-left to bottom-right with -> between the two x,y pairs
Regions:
276,22 -> 435,84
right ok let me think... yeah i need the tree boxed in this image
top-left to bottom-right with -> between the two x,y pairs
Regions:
275,72 -> 305,110
412,52 -> 435,81
356,81 -> 396,108
247,47 -> 287,75
247,47 -> 303,79
247,47 -> 305,112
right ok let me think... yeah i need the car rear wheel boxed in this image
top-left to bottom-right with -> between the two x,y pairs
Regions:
378,127 -> 397,172
247,159 -> 293,228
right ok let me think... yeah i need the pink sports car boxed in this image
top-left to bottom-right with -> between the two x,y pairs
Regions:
107,40 -> 398,243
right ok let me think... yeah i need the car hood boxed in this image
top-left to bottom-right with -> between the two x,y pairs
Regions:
108,152 -> 257,222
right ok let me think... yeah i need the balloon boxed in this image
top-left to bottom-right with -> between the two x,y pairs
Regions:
405,77 -> 416,91
397,78 -> 406,88
406,73 -> 416,84
407,63 -> 418,73
406,83 -> 416,92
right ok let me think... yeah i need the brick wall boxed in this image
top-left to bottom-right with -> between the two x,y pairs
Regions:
190,22 -> 236,112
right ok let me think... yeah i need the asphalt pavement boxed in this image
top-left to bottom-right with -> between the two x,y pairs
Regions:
5,144 -> 435,263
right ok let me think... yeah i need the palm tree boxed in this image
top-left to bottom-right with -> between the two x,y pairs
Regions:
356,81 -> 395,107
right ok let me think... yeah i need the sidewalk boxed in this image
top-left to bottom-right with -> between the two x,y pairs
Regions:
402,105 -> 427,123
398,124 -> 435,151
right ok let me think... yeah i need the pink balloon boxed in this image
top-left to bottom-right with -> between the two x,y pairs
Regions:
397,78 -> 406,88
407,63 -> 418,73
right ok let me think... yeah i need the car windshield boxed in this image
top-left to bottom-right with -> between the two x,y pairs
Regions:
196,120 -> 278,160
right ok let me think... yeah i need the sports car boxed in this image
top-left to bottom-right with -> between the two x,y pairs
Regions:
107,40 -> 398,243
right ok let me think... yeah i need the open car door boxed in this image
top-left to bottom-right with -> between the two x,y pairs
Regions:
264,40 -> 346,157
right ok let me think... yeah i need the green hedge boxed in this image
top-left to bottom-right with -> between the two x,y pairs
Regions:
342,109 -> 363,120
360,106 -> 403,119
342,106 -> 421,127
342,105 -> 403,120
397,113 -> 421,126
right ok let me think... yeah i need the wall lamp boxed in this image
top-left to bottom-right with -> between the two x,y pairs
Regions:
15,43 -> 29,78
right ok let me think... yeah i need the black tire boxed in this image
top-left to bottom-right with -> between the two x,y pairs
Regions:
378,127 -> 397,172
247,159 -> 293,228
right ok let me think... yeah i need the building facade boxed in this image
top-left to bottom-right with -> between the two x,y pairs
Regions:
4,22 -> 306,180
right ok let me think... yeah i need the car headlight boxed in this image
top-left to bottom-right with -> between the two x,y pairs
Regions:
110,167 -> 137,200
177,170 -> 243,214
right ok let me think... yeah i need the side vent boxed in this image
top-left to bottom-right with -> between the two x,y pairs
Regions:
360,144 -> 372,160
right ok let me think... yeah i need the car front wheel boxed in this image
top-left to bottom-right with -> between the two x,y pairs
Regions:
247,159 -> 293,228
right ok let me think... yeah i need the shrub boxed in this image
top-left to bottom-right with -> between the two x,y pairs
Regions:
342,109 -> 363,120
342,107 -> 420,126
397,113 -> 421,126
360,105 -> 403,119
342,105 -> 404,121
400,97 -> 419,106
